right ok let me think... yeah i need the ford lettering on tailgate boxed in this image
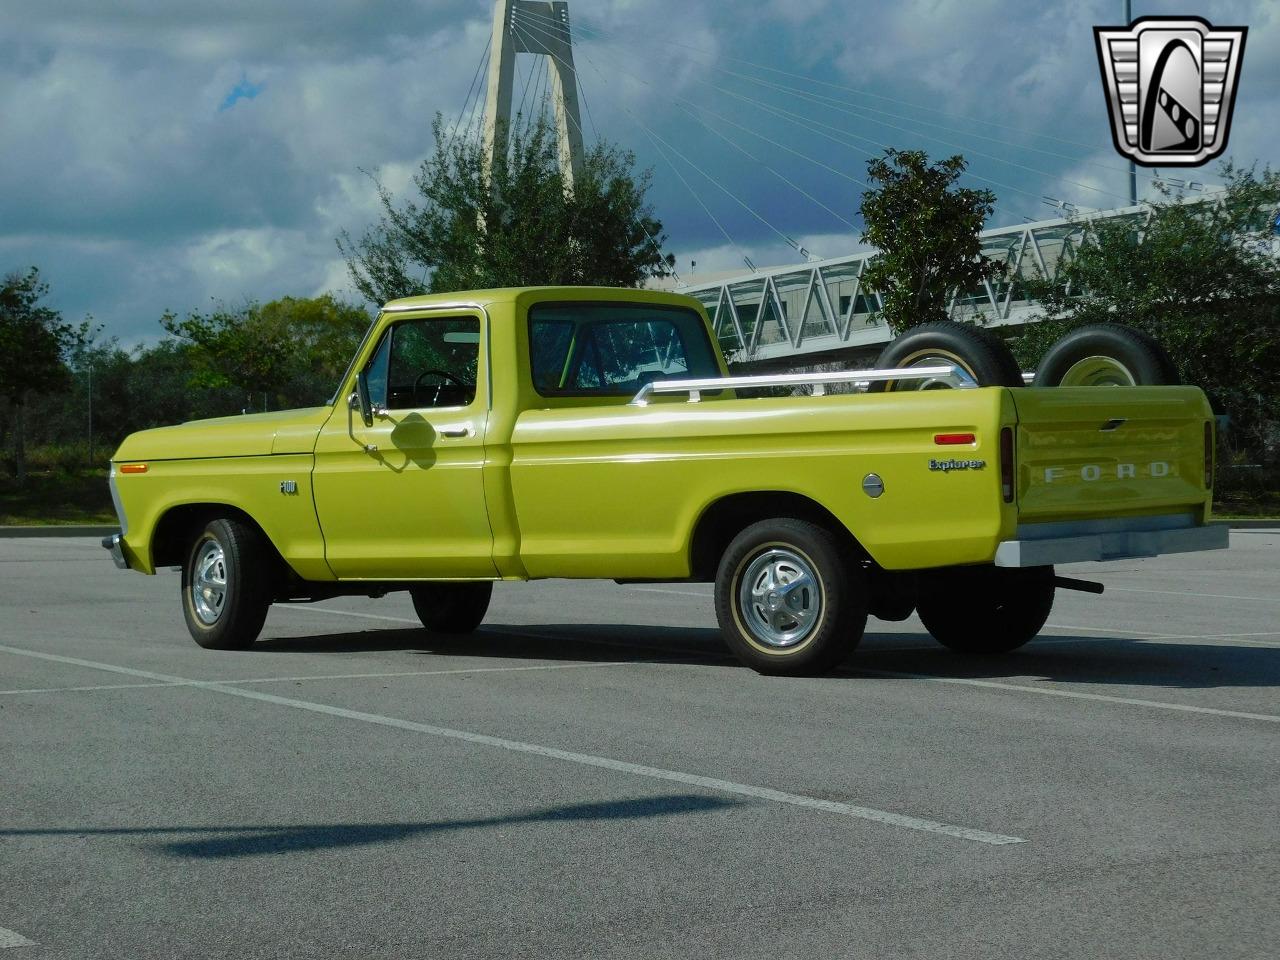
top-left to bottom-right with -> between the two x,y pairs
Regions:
1043,460 -> 1174,483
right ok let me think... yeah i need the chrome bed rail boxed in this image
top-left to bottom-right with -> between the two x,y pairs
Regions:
630,365 -> 977,405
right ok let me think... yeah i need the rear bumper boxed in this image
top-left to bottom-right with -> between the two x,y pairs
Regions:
994,515 -> 1229,567
102,533 -> 129,570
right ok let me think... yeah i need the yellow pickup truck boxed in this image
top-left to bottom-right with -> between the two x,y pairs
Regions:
103,286 -> 1226,674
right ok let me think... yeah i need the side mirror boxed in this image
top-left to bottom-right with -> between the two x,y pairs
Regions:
352,372 -> 374,428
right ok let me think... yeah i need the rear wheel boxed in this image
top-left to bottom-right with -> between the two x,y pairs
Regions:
180,517 -> 271,650
916,565 -> 1055,654
714,518 -> 867,675
1033,323 -> 1179,388
410,582 -> 493,634
868,320 -> 1024,391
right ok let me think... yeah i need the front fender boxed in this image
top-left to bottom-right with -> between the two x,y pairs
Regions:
111,454 -> 331,580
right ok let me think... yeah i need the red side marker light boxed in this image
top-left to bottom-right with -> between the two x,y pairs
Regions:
119,463 -> 148,474
934,433 -> 976,445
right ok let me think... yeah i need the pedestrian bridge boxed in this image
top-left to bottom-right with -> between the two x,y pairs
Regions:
672,204 -> 1151,367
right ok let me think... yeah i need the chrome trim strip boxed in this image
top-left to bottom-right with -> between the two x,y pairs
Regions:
630,364 -> 977,405
381,300 -> 490,313
994,522 -> 1228,567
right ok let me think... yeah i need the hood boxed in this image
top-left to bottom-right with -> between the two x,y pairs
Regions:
112,406 -> 334,462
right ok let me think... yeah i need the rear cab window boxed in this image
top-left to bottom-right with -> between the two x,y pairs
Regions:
528,302 -> 720,398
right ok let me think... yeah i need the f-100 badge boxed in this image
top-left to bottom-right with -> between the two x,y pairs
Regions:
1094,16 -> 1246,166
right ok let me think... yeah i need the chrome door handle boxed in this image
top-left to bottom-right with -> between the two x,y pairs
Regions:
439,426 -> 474,439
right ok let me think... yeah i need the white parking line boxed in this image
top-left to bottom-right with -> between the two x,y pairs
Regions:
0,680 -> 186,696
629,587 -> 711,598
228,662 -> 635,684
0,926 -> 35,948
854,667 -> 1280,723
1106,586 -> 1280,603
0,661 -> 636,697
0,643 -> 1024,846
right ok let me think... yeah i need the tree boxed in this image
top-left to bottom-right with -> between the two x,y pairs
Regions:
858,149 -> 1001,334
0,268 -> 74,483
161,294 -> 371,411
338,115 -> 674,304
1015,163 -> 1280,457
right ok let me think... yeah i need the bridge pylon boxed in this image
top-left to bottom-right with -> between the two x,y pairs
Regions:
482,0 -> 586,191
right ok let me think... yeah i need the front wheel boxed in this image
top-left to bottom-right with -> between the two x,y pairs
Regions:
180,518 -> 272,650
410,582 -> 493,634
917,565 -> 1055,654
714,518 -> 867,675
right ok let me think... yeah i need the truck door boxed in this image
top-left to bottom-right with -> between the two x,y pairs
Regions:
312,311 -> 497,580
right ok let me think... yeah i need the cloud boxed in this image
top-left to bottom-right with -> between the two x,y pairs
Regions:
2,0 -> 1277,348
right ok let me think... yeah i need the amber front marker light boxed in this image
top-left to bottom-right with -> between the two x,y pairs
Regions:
119,463 -> 148,474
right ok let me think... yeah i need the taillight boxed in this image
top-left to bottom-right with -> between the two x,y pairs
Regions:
1204,421 -> 1214,489
1000,427 -> 1015,503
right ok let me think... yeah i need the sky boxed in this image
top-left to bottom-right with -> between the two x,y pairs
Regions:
2,0 -> 1277,346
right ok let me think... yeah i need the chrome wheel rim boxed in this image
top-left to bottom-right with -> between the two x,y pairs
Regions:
192,540 -> 228,625
736,547 -> 822,649
1058,355 -> 1136,387
890,350 -> 978,391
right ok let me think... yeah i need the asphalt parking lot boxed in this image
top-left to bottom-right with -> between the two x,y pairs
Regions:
1,531 -> 1278,959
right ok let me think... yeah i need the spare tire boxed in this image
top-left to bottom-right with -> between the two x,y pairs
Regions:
1032,323 -> 1180,387
867,320 -> 1024,391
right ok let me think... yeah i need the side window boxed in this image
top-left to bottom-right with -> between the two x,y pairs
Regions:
363,317 -> 481,410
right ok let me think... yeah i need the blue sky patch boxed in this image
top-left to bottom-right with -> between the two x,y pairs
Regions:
219,75 -> 264,112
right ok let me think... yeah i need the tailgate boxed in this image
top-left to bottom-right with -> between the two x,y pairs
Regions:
1010,386 -> 1213,523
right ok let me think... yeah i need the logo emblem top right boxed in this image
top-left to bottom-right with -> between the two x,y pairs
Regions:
1094,16 -> 1247,166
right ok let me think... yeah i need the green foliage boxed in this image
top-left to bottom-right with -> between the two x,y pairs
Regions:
0,267 -> 74,405
858,149 -> 1001,334
1015,162 -> 1280,457
161,294 -> 371,410
0,268 -> 78,482
338,115 -> 674,303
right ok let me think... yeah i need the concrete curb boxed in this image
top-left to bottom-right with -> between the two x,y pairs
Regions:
1216,519 -> 1280,530
0,525 -> 120,539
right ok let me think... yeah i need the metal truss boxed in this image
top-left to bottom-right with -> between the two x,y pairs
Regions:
676,200 -> 1228,365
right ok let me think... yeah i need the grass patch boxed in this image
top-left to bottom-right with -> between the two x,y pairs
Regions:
0,468 -> 117,525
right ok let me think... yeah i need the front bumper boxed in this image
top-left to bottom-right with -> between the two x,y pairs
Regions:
994,515 -> 1229,567
102,533 -> 129,570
